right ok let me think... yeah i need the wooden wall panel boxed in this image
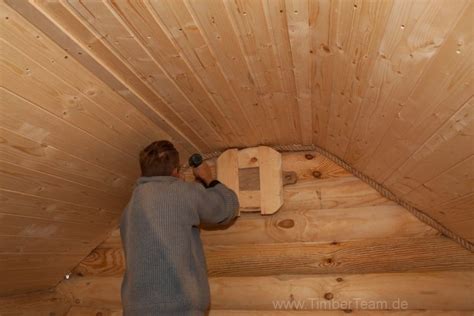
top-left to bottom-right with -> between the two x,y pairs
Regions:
309,0 -> 333,146
74,236 -> 473,278
383,99 -> 473,197
0,161 -> 126,211
4,0 -> 198,155
0,88 -> 137,178
0,290 -> 71,316
64,0 -> 227,150
1,0 -> 472,299
0,129 -> 133,196
363,4 -> 473,181
58,272 -> 474,311
344,0 -> 469,168
0,190 -> 118,225
430,193 -> 474,241
65,307 -> 474,316
97,203 -> 436,248
186,0 -> 278,144
1,2 -> 165,296
148,0 -> 261,146
325,0 -> 394,157
209,272 -> 474,310
284,0 -> 312,144
63,153 -> 472,313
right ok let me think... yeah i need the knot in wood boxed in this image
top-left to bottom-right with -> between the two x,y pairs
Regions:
250,157 -> 258,163
312,170 -> 322,178
336,277 -> 344,282
277,219 -> 295,229
324,292 -> 334,300
304,153 -> 314,160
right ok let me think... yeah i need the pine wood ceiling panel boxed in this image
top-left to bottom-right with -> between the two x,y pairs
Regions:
65,0 -> 230,150
148,0 -> 263,146
343,0 -> 469,166
1,2 -> 161,296
1,0 -> 472,297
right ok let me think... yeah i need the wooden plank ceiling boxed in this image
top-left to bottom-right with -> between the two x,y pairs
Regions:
0,0 -> 472,296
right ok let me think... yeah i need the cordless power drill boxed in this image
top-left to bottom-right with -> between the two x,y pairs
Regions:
188,153 -> 206,186
188,153 -> 203,168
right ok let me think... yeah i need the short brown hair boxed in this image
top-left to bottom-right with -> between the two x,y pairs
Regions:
139,140 -> 180,177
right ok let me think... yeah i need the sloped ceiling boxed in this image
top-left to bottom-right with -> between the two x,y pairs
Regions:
0,0 -> 472,296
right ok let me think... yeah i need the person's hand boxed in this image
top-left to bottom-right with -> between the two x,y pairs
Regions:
193,162 -> 213,186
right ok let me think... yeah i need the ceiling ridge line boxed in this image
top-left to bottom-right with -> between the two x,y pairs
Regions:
198,143 -> 473,252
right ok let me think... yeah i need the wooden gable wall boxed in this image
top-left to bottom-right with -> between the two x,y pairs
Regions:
15,152 -> 471,315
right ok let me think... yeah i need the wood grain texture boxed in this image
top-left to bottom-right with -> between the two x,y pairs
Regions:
65,307 -> 474,316
209,312 -> 474,316
209,272 -> 474,310
205,237 -> 473,277
1,0 -> 473,298
3,0 -> 199,155
0,290 -> 71,316
67,306 -> 121,316
0,128 -> 133,197
216,148 -> 240,211
0,268 -> 68,296
0,160 -> 127,211
258,146 -> 284,214
0,235 -> 97,254
97,203 -> 436,248
0,88 -> 138,180
58,272 -> 474,310
0,190 -> 119,225
201,204 -> 435,245
430,193 -> 474,242
63,0 -> 225,150
73,237 -> 472,278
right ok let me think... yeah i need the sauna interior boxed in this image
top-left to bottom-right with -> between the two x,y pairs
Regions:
0,0 -> 473,315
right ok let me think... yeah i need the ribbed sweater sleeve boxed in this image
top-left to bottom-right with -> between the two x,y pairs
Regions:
195,183 -> 239,225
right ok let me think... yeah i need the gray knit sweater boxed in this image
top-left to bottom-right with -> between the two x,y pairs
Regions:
120,176 -> 239,315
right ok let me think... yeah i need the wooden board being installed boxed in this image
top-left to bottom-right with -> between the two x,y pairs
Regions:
217,146 -> 283,215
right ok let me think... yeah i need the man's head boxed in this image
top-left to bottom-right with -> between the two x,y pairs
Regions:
139,140 -> 180,177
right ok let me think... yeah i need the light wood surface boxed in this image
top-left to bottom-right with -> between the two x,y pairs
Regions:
74,236 -> 472,278
258,146 -> 284,214
59,152 -> 474,313
58,272 -> 474,310
217,147 -> 284,214
65,307 -> 474,316
0,290 -> 71,316
1,0 -> 472,302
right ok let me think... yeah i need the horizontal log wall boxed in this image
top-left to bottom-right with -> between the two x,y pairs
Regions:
0,290 -> 71,316
60,152 -> 473,314
74,235 -> 473,278
66,306 -> 474,316
59,272 -> 474,311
